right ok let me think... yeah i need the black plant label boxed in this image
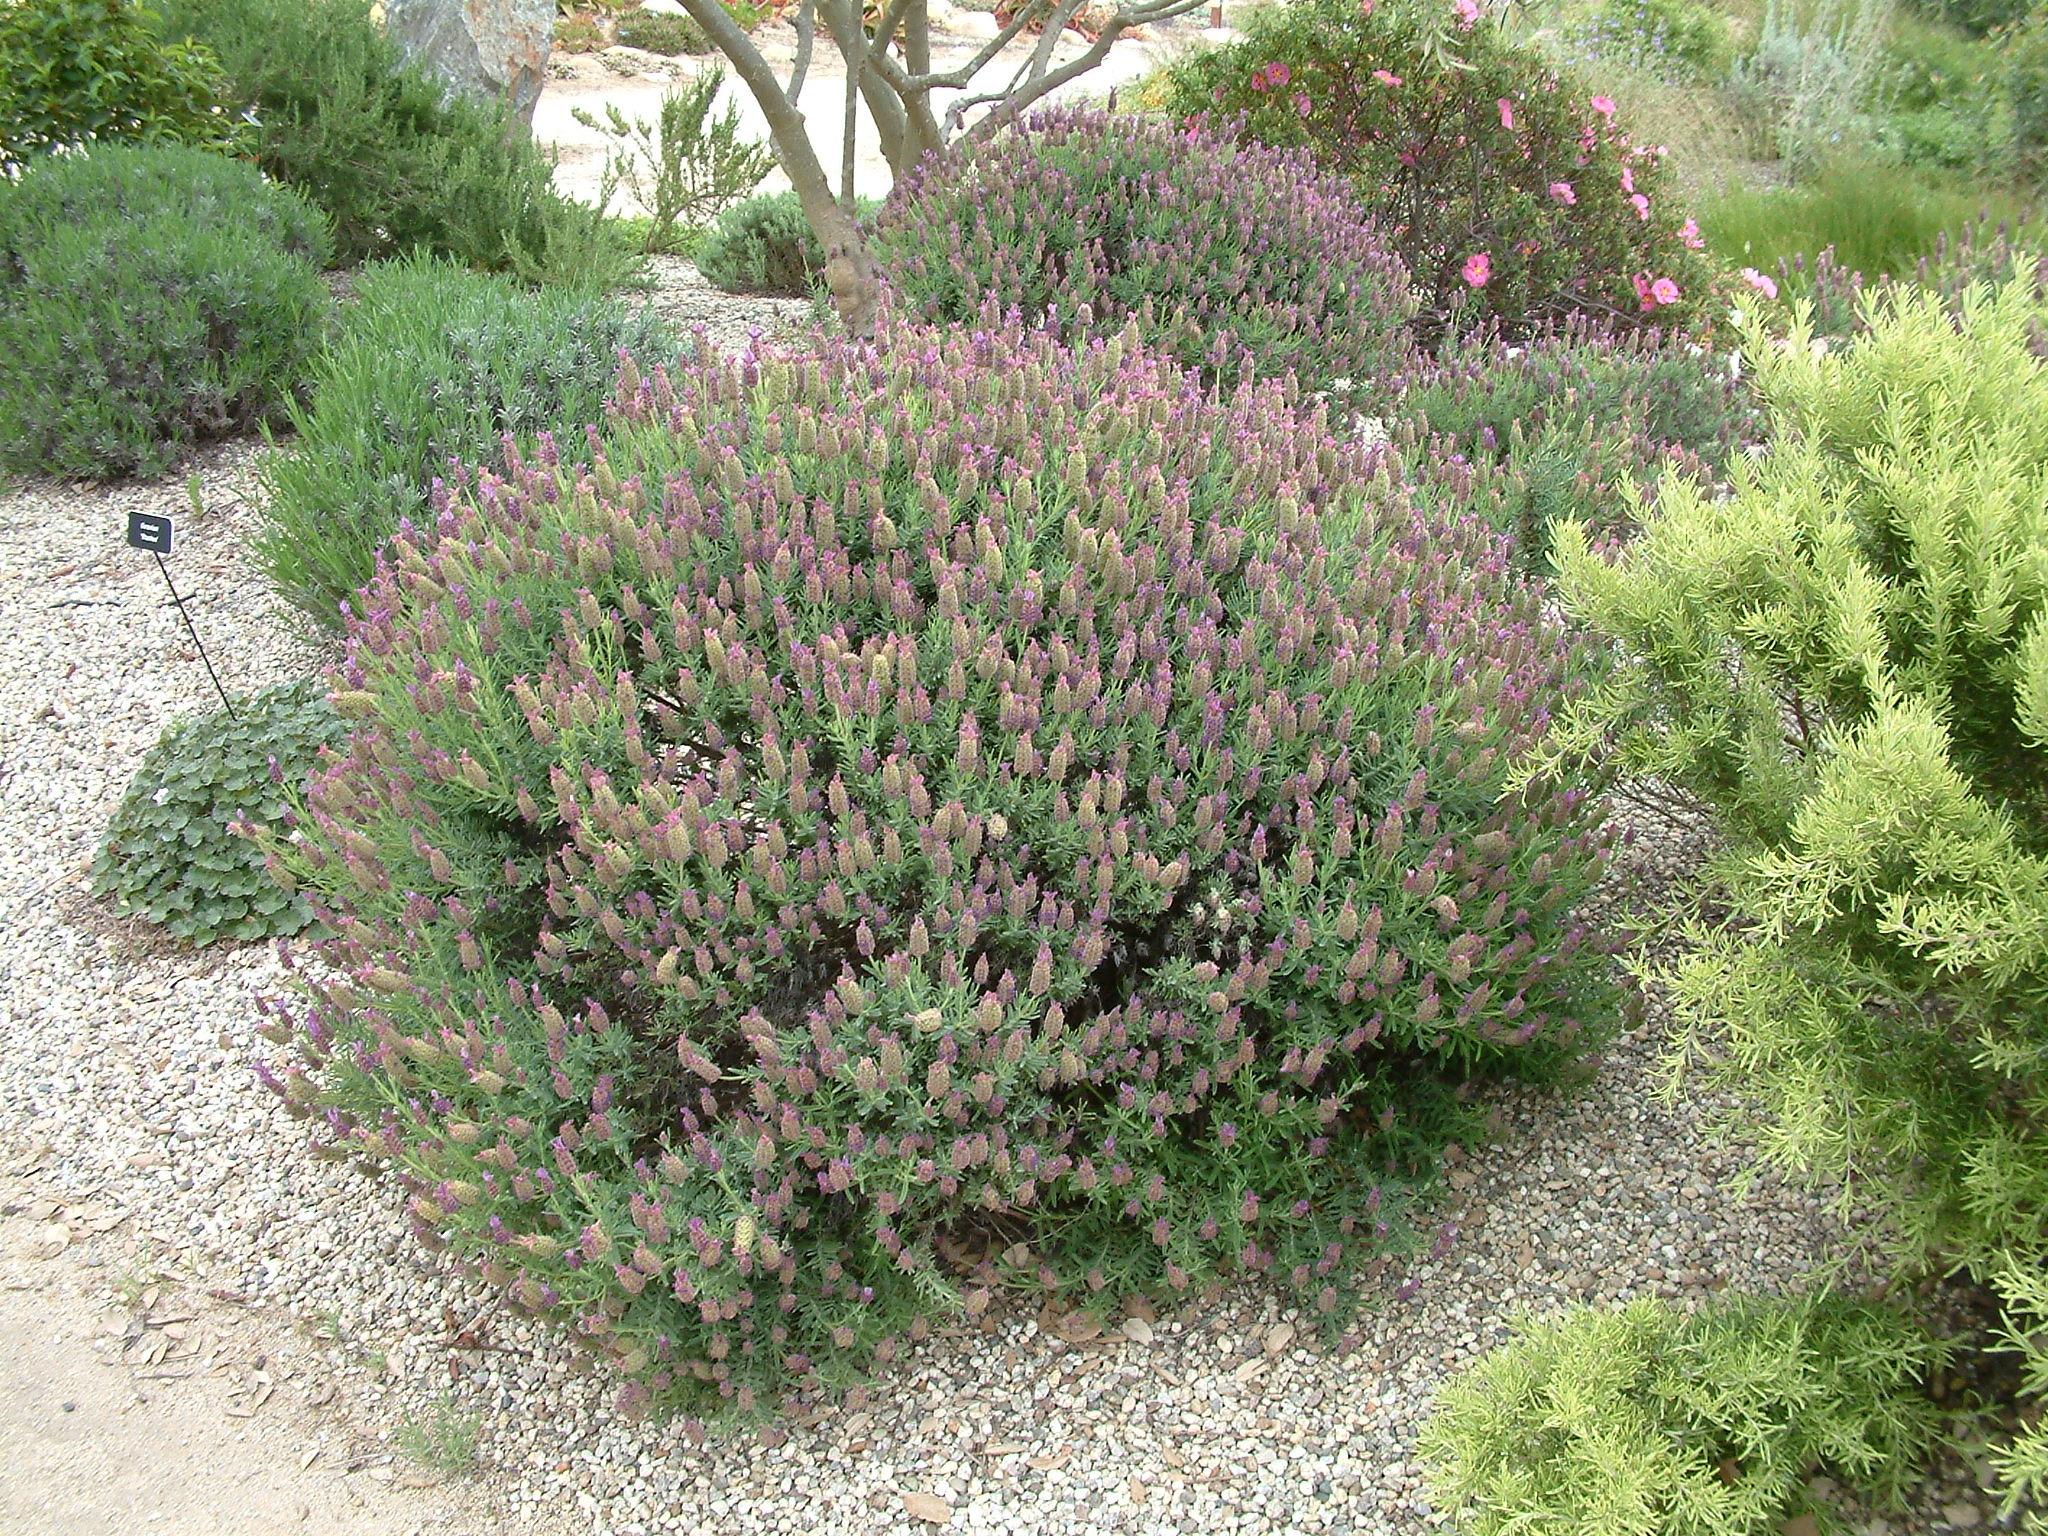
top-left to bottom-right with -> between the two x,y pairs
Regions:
127,512 -> 173,554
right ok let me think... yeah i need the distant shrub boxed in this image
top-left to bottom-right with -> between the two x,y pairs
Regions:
160,0 -> 636,286
2004,5 -> 2048,182
615,8 -> 708,52
873,107 -> 1414,392
1725,0 -> 1891,178
1877,14 -> 2012,175
0,142 -> 328,479
0,0 -> 241,165
94,681 -> 345,945
256,253 -> 678,625
1540,276 -> 2048,1525
696,188 -> 868,295
1550,0 -> 1733,85
556,10 -> 606,50
1419,1293 -> 1952,1536
1160,0 -> 1711,339
270,319 -> 1619,1416
571,68 -> 774,254
1914,0 -> 2031,39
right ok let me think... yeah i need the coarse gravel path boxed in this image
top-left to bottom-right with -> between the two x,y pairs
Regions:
0,271 -> 2027,1535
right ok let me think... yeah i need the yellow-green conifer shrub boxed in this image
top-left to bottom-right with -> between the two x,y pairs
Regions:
1418,1294 -> 1951,1536
1535,272 -> 2048,1523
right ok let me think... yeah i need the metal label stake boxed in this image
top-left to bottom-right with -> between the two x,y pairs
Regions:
127,511 -> 237,721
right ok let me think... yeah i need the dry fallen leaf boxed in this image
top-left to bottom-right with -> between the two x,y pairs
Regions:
1055,1312 -> 1102,1344
980,1442 -> 1028,1457
901,1491 -> 953,1524
1263,1322 -> 1296,1356
1448,1168 -> 1477,1191
1028,1447 -> 1073,1472
1233,1356 -> 1269,1384
1778,1516 -> 1819,1536
1128,1476 -> 1148,1504
1120,1317 -> 1155,1346
1160,1446 -> 1188,1470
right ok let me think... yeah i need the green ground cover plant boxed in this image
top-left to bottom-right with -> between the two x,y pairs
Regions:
1533,272 -> 2048,1523
93,681 -> 346,944
256,253 -> 678,626
0,141 -> 329,479
267,318 -> 1623,1416
1419,1293 -> 1952,1535
871,107 -> 1415,392
1379,317 -> 1762,562
1161,0 -> 1712,339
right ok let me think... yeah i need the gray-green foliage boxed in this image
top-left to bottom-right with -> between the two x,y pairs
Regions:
695,188 -> 841,296
92,681 -> 345,944
1534,272 -> 2048,1521
255,253 -> 678,626
0,141 -> 329,479
1418,1293 -> 1951,1536
571,68 -> 772,254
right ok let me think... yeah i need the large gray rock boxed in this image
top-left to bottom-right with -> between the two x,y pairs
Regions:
386,0 -> 553,126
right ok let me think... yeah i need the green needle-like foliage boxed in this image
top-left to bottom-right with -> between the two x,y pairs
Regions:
1419,1294 -> 1952,1536
1533,271 -> 2048,1523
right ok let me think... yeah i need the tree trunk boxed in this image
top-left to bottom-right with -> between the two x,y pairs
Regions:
675,0 -> 883,335
385,0 -> 553,127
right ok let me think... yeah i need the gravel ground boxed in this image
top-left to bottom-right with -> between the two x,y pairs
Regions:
0,285 -> 2030,1534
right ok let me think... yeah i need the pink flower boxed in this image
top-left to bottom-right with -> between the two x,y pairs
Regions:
1268,61 -> 1291,86
1372,69 -> 1403,85
1462,251 -> 1491,287
1548,181 -> 1577,204
1630,192 -> 1650,220
1590,95 -> 1616,120
1452,0 -> 1479,28
1294,91 -> 1312,117
1498,97 -> 1515,130
1741,267 -> 1779,299
1620,165 -> 1634,194
1679,217 -> 1704,250
1650,276 -> 1680,306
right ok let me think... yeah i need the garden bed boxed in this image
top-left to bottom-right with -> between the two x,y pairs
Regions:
0,271 -> 2015,1534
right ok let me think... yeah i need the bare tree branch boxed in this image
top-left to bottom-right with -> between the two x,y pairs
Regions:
951,0 -> 1205,139
786,0 -> 816,105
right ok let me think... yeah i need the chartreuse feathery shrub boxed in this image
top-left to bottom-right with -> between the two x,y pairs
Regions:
0,141 -> 329,479
265,321 -> 1620,1415
1418,1293 -> 1953,1536
94,681 -> 345,945
1160,0 -> 1712,340
1533,274 -> 2048,1521
871,107 -> 1414,392
255,253 -> 678,627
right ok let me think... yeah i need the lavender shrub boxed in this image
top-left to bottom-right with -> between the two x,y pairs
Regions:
265,321 -> 1618,1417
869,108 -> 1414,393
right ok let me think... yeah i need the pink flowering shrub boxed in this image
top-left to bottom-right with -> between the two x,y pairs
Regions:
265,321 -> 1619,1417
870,107 -> 1413,392
1160,0 -> 1713,338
